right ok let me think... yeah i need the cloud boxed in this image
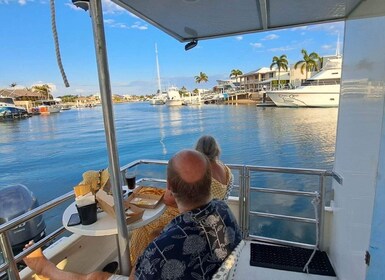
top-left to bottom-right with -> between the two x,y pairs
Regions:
321,44 -> 333,50
65,2 -> 85,11
131,21 -> 148,30
0,0 -> 32,4
235,36 -> 243,41
103,19 -> 147,30
306,22 -> 344,36
250,42 -> 263,48
31,82 -> 57,92
102,0 -> 126,14
268,45 -> 296,52
291,26 -> 308,31
262,34 -> 279,40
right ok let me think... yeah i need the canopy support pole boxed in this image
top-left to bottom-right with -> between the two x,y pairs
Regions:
89,0 -> 131,275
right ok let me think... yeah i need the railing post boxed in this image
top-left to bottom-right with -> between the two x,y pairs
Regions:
0,233 -> 20,280
240,166 -> 250,239
319,174 -> 326,250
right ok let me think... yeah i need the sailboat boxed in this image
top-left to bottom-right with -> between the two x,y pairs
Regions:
149,44 -> 166,105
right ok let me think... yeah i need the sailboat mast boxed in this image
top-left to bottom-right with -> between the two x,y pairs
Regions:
155,43 -> 162,94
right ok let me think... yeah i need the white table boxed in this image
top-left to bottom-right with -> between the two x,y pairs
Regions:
62,198 -> 166,236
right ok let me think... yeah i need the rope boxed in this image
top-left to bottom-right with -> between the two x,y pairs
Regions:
303,192 -> 320,273
50,0 -> 70,87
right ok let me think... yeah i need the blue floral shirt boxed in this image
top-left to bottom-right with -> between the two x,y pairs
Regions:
135,199 -> 242,280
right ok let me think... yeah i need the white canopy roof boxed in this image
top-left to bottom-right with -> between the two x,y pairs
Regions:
112,0 -> 364,42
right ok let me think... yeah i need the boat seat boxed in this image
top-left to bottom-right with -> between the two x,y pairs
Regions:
211,240 -> 246,280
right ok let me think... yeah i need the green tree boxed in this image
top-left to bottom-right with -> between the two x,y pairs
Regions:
32,84 -> 52,100
229,69 -> 243,83
270,55 -> 288,89
294,49 -> 320,79
194,72 -> 208,84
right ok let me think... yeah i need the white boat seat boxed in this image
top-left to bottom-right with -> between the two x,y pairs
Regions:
211,240 -> 246,280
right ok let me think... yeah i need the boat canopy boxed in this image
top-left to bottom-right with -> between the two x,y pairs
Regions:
112,0 -> 364,42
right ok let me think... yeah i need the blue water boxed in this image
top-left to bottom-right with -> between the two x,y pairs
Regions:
0,102 -> 338,242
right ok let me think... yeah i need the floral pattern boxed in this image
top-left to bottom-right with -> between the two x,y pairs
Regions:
135,200 -> 242,280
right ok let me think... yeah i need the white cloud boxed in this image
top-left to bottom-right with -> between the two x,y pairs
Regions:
235,36 -> 243,41
0,0 -> 32,4
321,44 -> 333,50
104,19 -> 115,25
31,82 -> 57,92
291,26 -> 308,31
131,22 -> 148,30
268,45 -> 296,52
102,0 -> 126,14
65,2 -> 86,11
250,42 -> 263,48
75,89 -> 85,93
262,34 -> 279,40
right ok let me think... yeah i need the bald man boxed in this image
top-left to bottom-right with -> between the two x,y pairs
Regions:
134,149 -> 241,279
23,150 -> 241,280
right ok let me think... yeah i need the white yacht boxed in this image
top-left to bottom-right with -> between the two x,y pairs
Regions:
2,1 -> 385,280
165,86 -> 183,106
267,57 -> 341,107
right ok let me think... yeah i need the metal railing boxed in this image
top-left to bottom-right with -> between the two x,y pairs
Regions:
0,159 -> 342,279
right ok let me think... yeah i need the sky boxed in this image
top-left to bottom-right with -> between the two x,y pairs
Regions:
0,0 -> 344,97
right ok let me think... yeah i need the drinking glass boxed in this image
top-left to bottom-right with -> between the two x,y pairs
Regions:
125,169 -> 136,190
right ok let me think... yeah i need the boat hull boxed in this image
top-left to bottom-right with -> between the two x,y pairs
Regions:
166,99 -> 183,106
267,85 -> 340,107
149,99 -> 165,105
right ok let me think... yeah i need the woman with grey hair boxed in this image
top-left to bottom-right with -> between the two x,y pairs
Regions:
195,135 -> 233,200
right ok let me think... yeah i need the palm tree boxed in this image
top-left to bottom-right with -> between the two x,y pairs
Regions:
9,82 -> 17,88
294,49 -> 320,79
229,69 -> 243,83
194,72 -> 208,84
32,84 -> 52,100
270,54 -> 288,89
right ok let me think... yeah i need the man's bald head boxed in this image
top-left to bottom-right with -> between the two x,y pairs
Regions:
167,149 -> 212,208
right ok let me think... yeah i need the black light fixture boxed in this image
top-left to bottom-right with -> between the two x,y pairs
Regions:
185,40 -> 198,51
72,0 -> 90,11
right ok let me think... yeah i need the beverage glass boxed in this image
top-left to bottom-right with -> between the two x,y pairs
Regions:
125,170 -> 136,190
76,203 -> 97,225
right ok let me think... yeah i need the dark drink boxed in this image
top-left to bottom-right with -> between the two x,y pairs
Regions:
125,174 -> 136,190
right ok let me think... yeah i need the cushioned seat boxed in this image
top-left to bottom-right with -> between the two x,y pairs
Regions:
211,240 -> 246,280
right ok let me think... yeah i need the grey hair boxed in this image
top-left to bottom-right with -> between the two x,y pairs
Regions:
195,135 -> 221,161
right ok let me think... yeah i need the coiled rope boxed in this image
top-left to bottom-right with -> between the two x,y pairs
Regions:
50,0 -> 70,87
303,192 -> 321,273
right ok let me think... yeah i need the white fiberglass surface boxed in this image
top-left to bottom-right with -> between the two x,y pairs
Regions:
330,0 -> 385,278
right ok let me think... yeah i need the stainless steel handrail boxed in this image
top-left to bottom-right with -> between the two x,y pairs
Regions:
1,160 -> 336,279
0,191 -> 74,280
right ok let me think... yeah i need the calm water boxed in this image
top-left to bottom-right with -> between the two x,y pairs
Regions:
0,102 -> 338,242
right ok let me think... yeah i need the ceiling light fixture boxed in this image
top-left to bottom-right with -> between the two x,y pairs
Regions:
185,40 -> 198,51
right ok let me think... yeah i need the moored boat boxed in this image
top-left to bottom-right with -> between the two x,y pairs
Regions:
34,100 -> 62,114
1,1 -> 384,280
267,57 -> 342,107
0,96 -> 31,119
165,86 -> 183,106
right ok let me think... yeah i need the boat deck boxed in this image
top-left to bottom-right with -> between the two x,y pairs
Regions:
233,241 -> 337,280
